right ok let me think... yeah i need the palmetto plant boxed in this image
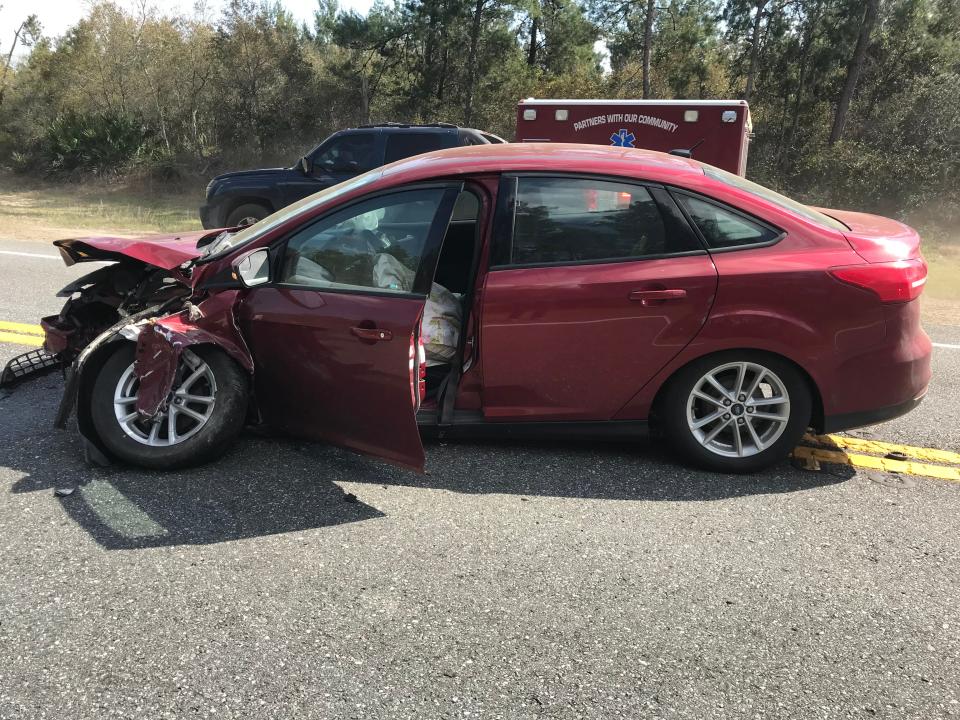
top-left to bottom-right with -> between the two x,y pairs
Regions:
45,112 -> 151,173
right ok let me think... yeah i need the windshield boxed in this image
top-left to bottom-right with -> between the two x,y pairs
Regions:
702,165 -> 848,231
200,169 -> 384,259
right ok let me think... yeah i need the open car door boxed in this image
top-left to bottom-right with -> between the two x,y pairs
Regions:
236,183 -> 462,471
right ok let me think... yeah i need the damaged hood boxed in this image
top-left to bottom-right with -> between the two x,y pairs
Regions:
54,230 -> 220,270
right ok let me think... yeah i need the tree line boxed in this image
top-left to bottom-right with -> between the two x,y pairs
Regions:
0,0 -> 957,215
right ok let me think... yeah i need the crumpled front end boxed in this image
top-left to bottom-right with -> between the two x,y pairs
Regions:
1,234 -> 209,390
53,289 -> 253,466
123,292 -> 253,420
1,230 -> 256,466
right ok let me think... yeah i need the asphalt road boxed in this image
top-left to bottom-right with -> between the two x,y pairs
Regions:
1,237 -> 959,719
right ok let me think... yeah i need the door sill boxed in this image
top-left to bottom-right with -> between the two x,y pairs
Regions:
417,411 -> 649,440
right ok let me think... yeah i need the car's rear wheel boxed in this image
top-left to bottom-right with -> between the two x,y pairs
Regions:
226,202 -> 269,227
660,352 -> 811,473
90,343 -> 247,469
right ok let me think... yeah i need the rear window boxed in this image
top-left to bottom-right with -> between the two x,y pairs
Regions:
384,133 -> 448,164
509,177 -> 700,265
702,165 -> 848,231
677,195 -> 780,249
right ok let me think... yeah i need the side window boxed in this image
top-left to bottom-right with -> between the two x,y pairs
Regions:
510,177 -> 699,265
312,134 -> 378,173
384,133 -> 447,164
280,188 -> 447,294
677,194 -> 780,249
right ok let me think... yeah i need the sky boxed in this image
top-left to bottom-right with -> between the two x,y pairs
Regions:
0,0 -> 377,51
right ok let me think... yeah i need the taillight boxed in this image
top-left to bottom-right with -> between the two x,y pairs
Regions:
409,331 -> 427,409
409,333 -> 417,408
828,259 -> 927,303
418,340 -> 427,402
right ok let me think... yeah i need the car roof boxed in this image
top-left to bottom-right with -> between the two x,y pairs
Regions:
377,142 -> 706,186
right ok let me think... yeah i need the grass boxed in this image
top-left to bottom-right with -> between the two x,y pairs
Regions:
917,225 -> 960,302
0,171 -> 203,239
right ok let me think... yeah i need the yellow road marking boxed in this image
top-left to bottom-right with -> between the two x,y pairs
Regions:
0,330 -> 43,347
792,445 -> 960,482
804,433 -> 960,467
0,320 -> 43,336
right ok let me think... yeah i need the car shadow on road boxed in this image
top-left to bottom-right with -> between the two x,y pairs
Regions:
7,435 -> 387,550
296,434 -> 855,503
2,379 -> 853,550
2,379 -> 385,550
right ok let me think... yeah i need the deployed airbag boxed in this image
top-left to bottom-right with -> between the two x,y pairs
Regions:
374,253 -> 462,365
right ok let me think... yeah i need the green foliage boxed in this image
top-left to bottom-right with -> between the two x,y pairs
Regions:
43,112 -> 151,172
0,0 -> 956,215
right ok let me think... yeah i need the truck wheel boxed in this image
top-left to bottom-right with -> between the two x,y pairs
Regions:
89,343 -> 248,470
659,351 -> 811,473
226,203 -> 269,227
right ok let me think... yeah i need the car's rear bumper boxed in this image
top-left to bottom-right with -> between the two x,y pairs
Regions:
819,301 -> 931,431
822,392 -> 926,433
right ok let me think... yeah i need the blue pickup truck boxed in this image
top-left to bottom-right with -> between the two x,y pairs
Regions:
199,123 -> 504,228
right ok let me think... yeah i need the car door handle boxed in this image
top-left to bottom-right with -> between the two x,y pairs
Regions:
628,289 -> 687,305
351,326 -> 394,342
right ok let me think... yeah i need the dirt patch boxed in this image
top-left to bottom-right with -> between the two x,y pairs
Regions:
921,296 -> 960,326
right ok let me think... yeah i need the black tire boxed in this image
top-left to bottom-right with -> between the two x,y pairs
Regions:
226,202 -> 269,227
89,343 -> 248,470
659,351 -> 812,473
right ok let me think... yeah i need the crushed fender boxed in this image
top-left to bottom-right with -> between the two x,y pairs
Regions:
132,291 -> 253,418
134,324 -> 182,417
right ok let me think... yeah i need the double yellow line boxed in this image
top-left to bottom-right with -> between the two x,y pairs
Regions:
794,434 -> 960,482
0,320 -> 43,348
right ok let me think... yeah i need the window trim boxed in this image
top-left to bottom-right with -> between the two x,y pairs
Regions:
668,188 -> 786,253
489,172 -> 708,271
268,181 -> 463,298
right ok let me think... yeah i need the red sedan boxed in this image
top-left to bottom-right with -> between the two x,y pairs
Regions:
21,144 -> 931,473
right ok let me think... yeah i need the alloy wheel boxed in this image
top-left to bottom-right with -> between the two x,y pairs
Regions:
685,361 -> 791,458
113,350 -> 218,446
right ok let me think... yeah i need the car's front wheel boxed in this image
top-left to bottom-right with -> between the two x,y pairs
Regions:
89,343 -> 247,469
660,352 -> 812,473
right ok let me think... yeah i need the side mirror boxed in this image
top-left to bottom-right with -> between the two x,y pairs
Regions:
234,248 -> 270,287
299,156 -> 310,174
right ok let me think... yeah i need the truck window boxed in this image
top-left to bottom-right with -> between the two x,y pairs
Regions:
384,133 -> 448,164
313,134 -> 378,173
510,177 -> 700,265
